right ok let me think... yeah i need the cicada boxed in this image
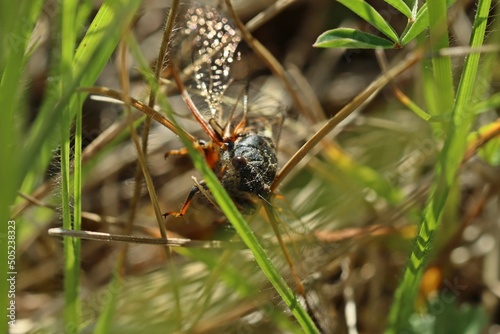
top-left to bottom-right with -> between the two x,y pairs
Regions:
163,2 -> 283,217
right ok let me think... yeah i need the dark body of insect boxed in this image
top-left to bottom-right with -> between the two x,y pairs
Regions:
215,134 -> 277,214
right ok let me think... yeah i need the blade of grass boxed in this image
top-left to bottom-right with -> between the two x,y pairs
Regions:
59,0 -> 80,330
20,0 -> 141,332
0,0 -> 43,330
427,0 -> 455,117
19,0 -> 141,195
386,0 -> 492,331
76,0 -> 94,31
73,91 -> 83,313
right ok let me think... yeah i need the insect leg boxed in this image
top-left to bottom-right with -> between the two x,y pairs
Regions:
163,185 -> 200,218
164,139 -> 208,159
163,181 -> 209,218
164,147 -> 190,159
164,141 -> 220,174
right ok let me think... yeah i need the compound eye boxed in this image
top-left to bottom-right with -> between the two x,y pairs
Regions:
231,156 -> 247,169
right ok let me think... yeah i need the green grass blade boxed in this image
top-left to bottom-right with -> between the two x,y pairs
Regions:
76,0 -> 94,31
427,0 -> 455,117
314,28 -> 395,49
19,0 -> 141,192
451,1 -> 493,132
0,0 -> 43,331
59,0 -> 81,330
338,0 -> 400,43
93,271 -> 122,334
0,0 -> 43,190
386,0 -> 493,332
13,1 -> 141,332
72,94 -> 84,323
61,107 -> 79,332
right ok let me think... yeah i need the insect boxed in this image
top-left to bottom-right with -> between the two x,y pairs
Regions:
162,2 -> 283,218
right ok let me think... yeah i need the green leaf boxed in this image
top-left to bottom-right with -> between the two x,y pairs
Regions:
385,0 -> 412,18
338,0 -> 400,43
432,300 -> 489,334
401,4 -> 429,45
401,0 -> 456,45
314,28 -> 395,49
409,301 -> 488,334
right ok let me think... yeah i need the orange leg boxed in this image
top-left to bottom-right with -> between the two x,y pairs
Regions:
163,181 -> 208,218
164,147 -> 190,159
164,140 -> 208,159
164,140 -> 220,169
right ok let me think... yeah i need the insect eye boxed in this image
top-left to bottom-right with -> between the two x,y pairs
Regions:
231,156 -> 247,169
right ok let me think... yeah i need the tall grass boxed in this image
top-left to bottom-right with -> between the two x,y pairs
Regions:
315,0 -> 496,332
1,0 -> 141,331
387,0 -> 493,331
0,1 -> 43,331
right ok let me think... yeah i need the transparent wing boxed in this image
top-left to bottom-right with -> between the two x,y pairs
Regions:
170,2 -> 283,144
171,3 -> 242,123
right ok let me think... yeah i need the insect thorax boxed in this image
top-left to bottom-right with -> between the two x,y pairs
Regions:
216,134 -> 278,214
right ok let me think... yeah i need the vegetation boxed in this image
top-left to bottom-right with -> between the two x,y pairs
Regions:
1,0 -> 498,333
